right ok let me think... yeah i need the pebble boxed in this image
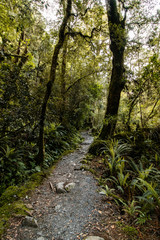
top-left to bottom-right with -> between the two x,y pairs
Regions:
85,236 -> 104,240
55,205 -> 61,211
56,182 -> 66,193
65,182 -> 76,192
37,237 -> 45,240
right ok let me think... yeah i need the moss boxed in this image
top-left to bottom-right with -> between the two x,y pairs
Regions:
117,222 -> 138,240
0,200 -> 32,236
29,171 -> 45,183
122,225 -> 138,238
88,139 -> 107,156
0,186 -> 21,207
12,201 -> 30,216
0,170 -> 48,238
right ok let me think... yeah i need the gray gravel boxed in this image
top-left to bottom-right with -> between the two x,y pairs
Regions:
4,132 -> 104,240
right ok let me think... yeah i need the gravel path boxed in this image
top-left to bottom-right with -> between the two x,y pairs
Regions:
4,132 -> 106,240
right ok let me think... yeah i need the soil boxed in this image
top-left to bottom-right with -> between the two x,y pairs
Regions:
2,132 -> 160,240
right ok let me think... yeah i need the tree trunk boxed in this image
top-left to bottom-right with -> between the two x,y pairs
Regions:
99,0 -> 126,139
14,31 -> 25,63
37,0 -> 72,165
60,38 -> 68,123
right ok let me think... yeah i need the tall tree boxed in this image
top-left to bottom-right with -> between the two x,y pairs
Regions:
37,0 -> 72,165
99,0 -> 127,139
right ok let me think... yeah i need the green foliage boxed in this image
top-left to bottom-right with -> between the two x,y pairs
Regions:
129,159 -> 154,180
45,123 -> 82,166
98,131 -> 160,225
107,169 -> 130,193
0,145 -> 27,194
121,200 -> 141,217
0,0 -> 106,195
101,139 -> 131,175
88,139 -> 107,156
101,184 -> 123,205
0,0 -> 160,235
135,212 -> 151,225
136,178 -> 160,209
122,225 -> 138,238
0,123 -> 81,194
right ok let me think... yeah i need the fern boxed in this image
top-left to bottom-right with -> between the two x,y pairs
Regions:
137,178 -> 160,205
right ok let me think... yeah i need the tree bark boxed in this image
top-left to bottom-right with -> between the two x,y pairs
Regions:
60,38 -> 67,123
99,0 -> 126,139
37,0 -> 72,165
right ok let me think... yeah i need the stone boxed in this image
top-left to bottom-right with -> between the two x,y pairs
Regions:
37,231 -> 43,236
25,203 -> 33,209
22,216 -> 38,228
37,237 -> 45,240
85,237 -> 104,240
65,182 -> 76,192
56,182 -> 66,193
55,205 -> 61,211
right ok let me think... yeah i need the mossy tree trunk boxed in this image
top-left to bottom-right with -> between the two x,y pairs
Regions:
99,0 -> 126,139
37,0 -> 72,165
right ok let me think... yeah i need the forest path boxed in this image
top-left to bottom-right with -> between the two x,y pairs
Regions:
4,132 -> 115,240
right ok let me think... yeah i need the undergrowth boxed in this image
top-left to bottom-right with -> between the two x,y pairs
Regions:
0,123 -> 82,237
88,128 -> 160,235
0,123 -> 82,195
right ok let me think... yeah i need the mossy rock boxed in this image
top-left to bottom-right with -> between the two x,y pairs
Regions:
88,140 -> 107,156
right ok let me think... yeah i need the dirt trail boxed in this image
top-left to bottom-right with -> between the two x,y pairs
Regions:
4,132 -> 110,240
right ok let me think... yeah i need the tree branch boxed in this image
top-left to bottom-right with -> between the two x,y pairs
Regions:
146,98 -> 159,122
65,26 -> 101,43
0,50 -> 28,62
65,71 -> 96,94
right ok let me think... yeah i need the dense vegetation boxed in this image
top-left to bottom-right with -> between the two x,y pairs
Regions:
0,0 -> 103,194
0,0 -> 160,236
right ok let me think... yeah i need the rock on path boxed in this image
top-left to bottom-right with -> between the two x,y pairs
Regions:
3,132 -> 105,240
85,237 -> 104,240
